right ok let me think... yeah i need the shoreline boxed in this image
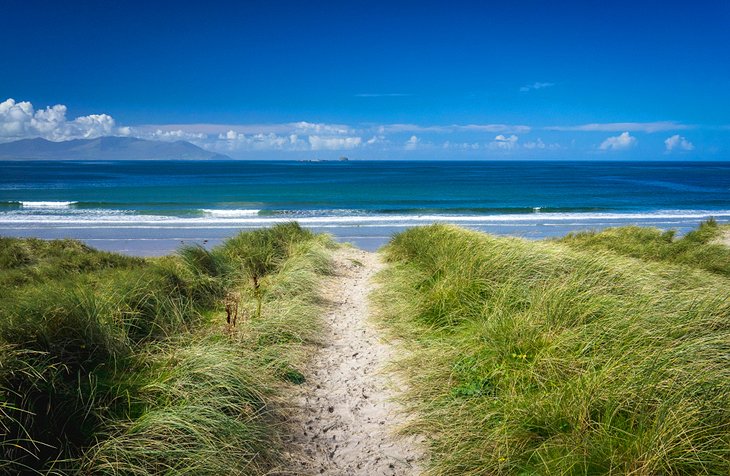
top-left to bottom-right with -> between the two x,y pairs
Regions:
1,214 -> 729,256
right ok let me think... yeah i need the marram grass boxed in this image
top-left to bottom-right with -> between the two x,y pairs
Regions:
558,218 -> 730,277
375,223 -> 730,475
0,222 -> 334,475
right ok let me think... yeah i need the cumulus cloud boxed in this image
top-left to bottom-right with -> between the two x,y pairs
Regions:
664,134 -> 694,152
0,99 -> 33,138
599,131 -> 637,150
489,134 -> 519,150
0,102 -> 367,153
520,82 -> 554,92
3,97 -> 686,158
0,98 -> 116,142
404,135 -> 420,150
137,122 -> 363,152
221,130 -> 239,141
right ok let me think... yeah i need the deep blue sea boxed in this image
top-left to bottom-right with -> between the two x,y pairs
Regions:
1,160 -> 729,254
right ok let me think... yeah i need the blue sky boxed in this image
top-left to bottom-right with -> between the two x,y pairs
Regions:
1,0 -> 729,159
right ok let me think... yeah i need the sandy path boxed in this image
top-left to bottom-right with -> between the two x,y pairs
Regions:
280,247 -> 424,475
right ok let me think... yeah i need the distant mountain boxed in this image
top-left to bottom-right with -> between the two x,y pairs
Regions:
0,137 -> 230,160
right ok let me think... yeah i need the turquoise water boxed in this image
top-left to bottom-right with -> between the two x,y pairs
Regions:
1,160 -> 729,254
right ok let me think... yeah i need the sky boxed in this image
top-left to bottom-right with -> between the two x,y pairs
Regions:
1,0 -> 729,159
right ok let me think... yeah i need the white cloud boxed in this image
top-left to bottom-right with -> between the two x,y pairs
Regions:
440,137 -> 559,151
134,128 -> 207,142
135,121 -> 531,141
442,141 -> 481,150
489,134 -> 519,150
379,123 -> 531,134
67,114 -> 116,139
222,130 -> 239,141
145,123 -> 296,135
0,99 -> 33,138
308,135 -> 362,150
548,121 -> 690,133
293,121 -> 354,135
0,98 -> 116,142
599,131 -> 637,150
404,135 -> 420,150
215,130 -> 308,151
664,134 -> 694,151
0,98 -> 700,158
520,82 -> 555,92
210,127 -> 365,153
366,135 -> 386,145
248,133 -> 294,149
523,139 -> 546,150
138,120 -> 693,139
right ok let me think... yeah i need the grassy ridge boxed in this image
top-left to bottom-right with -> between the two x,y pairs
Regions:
0,223 -> 333,475
0,237 -> 143,290
375,224 -> 730,475
558,219 -> 730,277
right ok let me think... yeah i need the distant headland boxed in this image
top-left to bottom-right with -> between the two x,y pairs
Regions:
0,136 -> 230,160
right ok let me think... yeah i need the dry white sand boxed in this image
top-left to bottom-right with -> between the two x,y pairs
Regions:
279,247 -> 424,475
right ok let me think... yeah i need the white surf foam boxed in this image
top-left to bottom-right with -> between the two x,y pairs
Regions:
201,209 -> 261,217
1,209 -> 730,226
20,201 -> 78,209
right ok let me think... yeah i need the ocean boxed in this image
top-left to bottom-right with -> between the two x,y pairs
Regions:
1,160 -> 729,255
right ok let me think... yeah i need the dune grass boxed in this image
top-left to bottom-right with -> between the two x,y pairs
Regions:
375,224 -> 730,475
0,223 -> 334,475
558,218 -> 730,277
0,237 -> 142,290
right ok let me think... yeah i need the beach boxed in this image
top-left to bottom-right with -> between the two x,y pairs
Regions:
2,212 -> 730,256
5,2 -> 729,473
